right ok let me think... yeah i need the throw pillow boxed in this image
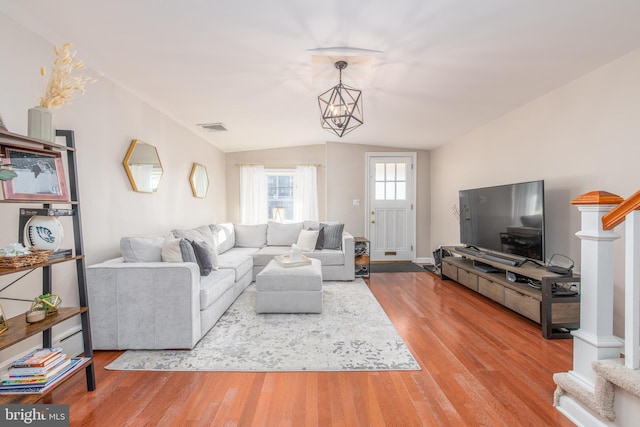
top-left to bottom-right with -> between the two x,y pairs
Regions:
179,239 -> 197,264
190,240 -> 215,276
320,222 -> 344,249
267,221 -> 303,246
311,226 -> 325,250
120,234 -> 166,262
233,223 -> 267,247
296,229 -> 319,252
161,233 -> 183,262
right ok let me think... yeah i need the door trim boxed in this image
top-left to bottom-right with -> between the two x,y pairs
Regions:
365,152 -> 417,262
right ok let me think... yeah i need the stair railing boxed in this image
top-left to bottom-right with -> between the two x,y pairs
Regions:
602,189 -> 640,370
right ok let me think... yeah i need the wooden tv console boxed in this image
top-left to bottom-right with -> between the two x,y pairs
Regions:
440,246 -> 580,339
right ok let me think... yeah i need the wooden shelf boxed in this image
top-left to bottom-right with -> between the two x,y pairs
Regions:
0,255 -> 82,277
0,129 -> 75,152
0,307 -> 88,351
0,199 -> 78,205
0,357 -> 93,404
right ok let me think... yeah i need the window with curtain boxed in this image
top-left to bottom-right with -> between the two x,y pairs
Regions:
240,165 -> 318,224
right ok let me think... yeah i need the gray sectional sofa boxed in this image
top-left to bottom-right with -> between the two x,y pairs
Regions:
86,221 -> 354,350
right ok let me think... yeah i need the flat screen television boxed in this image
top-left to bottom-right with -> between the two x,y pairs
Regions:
459,180 -> 545,262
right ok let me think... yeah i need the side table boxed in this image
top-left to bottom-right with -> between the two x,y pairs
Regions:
354,237 -> 370,278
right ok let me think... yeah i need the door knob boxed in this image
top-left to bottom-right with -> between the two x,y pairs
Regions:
371,211 -> 375,215
371,220 -> 375,224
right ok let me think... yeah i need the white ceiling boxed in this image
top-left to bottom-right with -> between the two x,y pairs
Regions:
2,1 -> 640,153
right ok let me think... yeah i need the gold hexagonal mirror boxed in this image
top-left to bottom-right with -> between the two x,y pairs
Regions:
190,163 -> 209,198
123,139 -> 163,193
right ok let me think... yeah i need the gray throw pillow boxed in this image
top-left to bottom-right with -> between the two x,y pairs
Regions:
190,240 -> 214,276
309,226 -> 325,250
179,239 -> 197,264
320,223 -> 344,249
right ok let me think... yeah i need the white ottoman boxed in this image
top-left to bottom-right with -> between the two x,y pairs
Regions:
255,258 -> 323,313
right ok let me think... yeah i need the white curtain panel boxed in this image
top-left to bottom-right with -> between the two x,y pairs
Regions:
294,165 -> 319,221
240,165 -> 268,224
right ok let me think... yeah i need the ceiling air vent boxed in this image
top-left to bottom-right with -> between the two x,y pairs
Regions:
197,123 -> 228,132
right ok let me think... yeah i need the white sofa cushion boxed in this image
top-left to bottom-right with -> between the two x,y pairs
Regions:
172,225 -> 216,248
211,223 -> 235,254
217,247 -> 257,281
199,268 -> 235,310
266,221 -> 303,246
305,249 -> 345,266
234,223 -> 267,247
120,234 -> 165,262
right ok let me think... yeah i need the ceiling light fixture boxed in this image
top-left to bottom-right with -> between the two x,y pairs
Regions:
317,60 -> 363,138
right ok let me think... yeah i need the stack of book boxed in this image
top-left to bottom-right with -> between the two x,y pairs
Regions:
0,347 -> 86,395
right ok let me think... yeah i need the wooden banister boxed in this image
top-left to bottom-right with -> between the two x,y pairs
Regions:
602,189 -> 640,230
571,191 -> 623,206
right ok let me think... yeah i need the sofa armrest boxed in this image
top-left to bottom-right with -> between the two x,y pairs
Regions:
86,258 -> 202,350
342,232 -> 355,280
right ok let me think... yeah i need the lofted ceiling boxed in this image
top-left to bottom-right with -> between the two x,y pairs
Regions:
2,1 -> 640,153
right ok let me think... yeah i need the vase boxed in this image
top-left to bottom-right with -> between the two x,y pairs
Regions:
27,106 -> 55,142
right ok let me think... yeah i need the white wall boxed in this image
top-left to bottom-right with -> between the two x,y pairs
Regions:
430,49 -> 640,336
0,14 -> 226,359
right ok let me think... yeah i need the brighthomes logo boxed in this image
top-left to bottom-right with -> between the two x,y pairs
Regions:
2,405 -> 67,425
4,407 -> 46,424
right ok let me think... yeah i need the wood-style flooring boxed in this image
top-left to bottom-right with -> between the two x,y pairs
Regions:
43,271 -> 574,426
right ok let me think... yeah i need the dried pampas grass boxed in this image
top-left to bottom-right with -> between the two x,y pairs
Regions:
39,43 -> 96,109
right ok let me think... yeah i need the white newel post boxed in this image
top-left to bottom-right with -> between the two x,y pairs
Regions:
570,192 -> 624,390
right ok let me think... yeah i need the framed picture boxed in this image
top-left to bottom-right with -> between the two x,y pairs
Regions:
1,146 -> 69,201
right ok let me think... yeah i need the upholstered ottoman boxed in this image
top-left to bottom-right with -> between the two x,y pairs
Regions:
255,258 -> 323,313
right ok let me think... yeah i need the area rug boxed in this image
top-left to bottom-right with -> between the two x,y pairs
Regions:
370,262 -> 427,273
105,279 -> 420,372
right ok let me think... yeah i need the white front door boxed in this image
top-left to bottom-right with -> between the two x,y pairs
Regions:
366,153 -> 416,262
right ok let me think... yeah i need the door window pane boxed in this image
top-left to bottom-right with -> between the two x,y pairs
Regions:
386,182 -> 395,199
397,182 -> 406,199
375,182 -> 385,200
386,163 -> 396,181
374,161 -> 408,200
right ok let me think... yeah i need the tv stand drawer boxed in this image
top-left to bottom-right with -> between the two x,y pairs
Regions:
442,262 -> 457,281
478,277 -> 505,304
458,268 -> 478,291
505,288 -> 540,323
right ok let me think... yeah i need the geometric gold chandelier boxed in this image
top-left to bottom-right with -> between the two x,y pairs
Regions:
317,60 -> 363,137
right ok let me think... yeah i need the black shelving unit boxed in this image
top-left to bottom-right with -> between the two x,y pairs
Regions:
0,128 -> 95,403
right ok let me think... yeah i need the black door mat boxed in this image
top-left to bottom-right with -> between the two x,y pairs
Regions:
370,262 -> 428,273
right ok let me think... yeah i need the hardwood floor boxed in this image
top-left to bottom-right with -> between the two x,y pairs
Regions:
45,272 -> 574,426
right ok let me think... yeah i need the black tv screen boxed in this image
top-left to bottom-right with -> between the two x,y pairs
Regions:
459,180 -> 545,261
